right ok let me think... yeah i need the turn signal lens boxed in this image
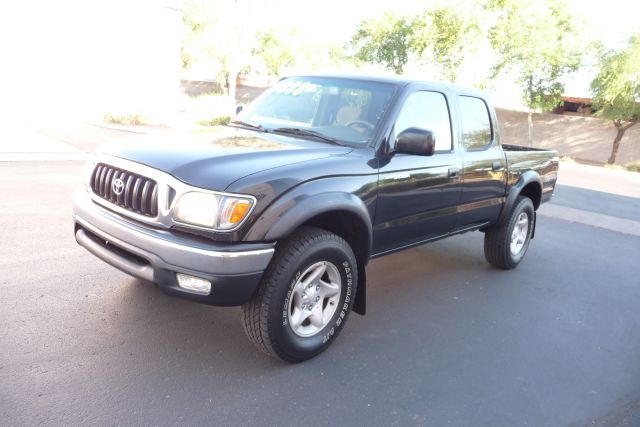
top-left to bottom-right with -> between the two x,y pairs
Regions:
218,198 -> 253,229
230,201 -> 251,223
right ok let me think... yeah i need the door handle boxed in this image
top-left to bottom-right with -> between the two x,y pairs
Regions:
492,161 -> 504,171
448,167 -> 460,178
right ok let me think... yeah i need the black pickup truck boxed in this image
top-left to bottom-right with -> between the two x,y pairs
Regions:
73,75 -> 558,362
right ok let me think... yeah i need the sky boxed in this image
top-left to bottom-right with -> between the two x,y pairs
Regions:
0,0 -> 637,119
269,0 -> 638,105
274,0 -> 638,49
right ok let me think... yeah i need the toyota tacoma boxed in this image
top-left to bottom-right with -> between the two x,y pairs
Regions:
73,75 -> 559,362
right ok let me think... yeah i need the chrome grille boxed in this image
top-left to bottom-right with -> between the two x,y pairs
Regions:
90,163 -> 158,217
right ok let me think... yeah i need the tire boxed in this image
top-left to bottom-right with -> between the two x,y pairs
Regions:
241,227 -> 358,363
484,196 -> 535,270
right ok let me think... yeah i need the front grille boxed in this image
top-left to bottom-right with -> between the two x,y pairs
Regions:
90,163 -> 158,217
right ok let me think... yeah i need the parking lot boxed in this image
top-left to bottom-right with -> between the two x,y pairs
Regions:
2,140 -> 640,425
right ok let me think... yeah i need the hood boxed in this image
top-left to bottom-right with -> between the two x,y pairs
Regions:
99,127 -> 352,191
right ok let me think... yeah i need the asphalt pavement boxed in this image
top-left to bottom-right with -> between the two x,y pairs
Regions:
1,130 -> 640,426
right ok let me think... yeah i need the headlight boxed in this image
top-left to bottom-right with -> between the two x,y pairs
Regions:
173,191 -> 254,231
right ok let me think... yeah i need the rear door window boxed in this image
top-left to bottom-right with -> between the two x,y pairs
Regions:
458,96 -> 492,150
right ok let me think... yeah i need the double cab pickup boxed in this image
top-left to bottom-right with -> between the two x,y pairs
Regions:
73,75 -> 558,362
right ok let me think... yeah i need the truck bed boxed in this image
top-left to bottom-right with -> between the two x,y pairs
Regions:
503,144 -> 559,201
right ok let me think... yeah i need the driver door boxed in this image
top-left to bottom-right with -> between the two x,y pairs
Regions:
372,88 -> 463,255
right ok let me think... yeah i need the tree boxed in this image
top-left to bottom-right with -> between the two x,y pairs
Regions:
348,6 -> 478,81
349,13 -> 414,74
410,6 -> 479,82
590,35 -> 640,164
252,29 -> 296,77
487,0 -> 584,145
488,0 -> 583,110
182,0 -> 263,114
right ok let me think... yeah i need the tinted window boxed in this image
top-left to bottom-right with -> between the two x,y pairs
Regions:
394,91 -> 452,151
459,96 -> 492,150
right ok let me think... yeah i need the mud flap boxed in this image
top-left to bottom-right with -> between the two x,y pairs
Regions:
352,265 -> 366,315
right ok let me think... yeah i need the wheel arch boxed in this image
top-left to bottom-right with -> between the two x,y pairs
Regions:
519,181 -> 542,209
248,191 -> 373,315
299,209 -> 370,315
499,171 -> 542,224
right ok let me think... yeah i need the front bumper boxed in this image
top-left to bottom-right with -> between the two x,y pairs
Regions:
72,188 -> 275,305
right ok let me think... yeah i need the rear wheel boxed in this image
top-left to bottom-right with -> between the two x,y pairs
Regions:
484,196 -> 534,269
242,227 -> 357,362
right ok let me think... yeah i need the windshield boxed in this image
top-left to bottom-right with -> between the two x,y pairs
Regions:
235,77 -> 397,145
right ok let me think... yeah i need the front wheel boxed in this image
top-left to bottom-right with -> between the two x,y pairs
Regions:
484,196 -> 535,269
242,227 -> 357,362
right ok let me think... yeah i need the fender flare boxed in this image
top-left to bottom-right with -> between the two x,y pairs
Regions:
246,191 -> 372,249
268,192 -> 371,242
498,170 -> 542,224
244,190 -> 373,315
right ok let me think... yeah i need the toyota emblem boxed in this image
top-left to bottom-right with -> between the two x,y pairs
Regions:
112,178 -> 125,195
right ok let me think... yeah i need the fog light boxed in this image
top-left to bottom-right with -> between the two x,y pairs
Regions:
176,273 -> 211,295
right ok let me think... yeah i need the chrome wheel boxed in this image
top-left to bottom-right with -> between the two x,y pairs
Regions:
510,212 -> 529,256
287,261 -> 341,338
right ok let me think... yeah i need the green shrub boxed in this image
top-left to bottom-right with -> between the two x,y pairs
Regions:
197,115 -> 231,126
103,113 -> 147,125
625,162 -> 640,173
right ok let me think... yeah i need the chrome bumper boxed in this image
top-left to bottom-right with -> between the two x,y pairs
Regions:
72,188 -> 275,305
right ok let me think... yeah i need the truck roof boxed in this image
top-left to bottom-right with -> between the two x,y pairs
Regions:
283,73 -> 488,98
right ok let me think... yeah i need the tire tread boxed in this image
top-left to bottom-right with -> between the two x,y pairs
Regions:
484,196 -> 533,270
241,227 -> 353,361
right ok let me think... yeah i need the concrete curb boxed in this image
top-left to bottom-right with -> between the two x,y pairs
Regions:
539,203 -> 640,237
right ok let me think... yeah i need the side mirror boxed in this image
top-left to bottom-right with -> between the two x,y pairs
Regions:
395,127 -> 435,156
236,105 -> 244,115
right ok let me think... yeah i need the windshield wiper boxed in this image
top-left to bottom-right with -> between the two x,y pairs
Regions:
228,120 -> 266,132
271,127 -> 343,145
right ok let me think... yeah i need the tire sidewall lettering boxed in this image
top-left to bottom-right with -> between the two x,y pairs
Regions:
279,248 -> 355,350
321,259 -> 352,344
282,271 -> 301,326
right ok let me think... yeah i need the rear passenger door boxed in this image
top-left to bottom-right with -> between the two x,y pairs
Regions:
454,95 -> 507,230
373,87 -> 463,255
